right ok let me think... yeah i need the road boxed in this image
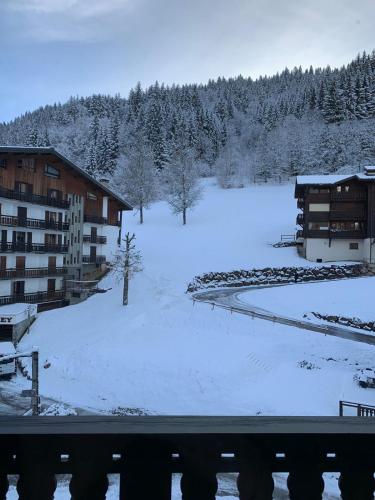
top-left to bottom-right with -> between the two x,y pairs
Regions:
192,284 -> 375,346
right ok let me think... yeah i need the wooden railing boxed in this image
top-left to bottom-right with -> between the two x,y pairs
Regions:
84,214 -> 108,225
82,255 -> 106,264
0,186 -> 69,209
83,235 -> 107,244
331,191 -> 367,201
0,267 -> 67,280
0,243 -> 69,253
0,215 -> 69,231
0,290 -> 65,306
0,416 -> 375,498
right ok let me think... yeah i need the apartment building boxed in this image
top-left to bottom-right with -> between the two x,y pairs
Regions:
295,168 -> 375,263
0,146 -> 132,307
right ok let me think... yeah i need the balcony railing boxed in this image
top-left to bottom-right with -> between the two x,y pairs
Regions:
84,214 -> 108,225
296,229 -> 304,239
82,255 -> 106,264
306,229 -> 366,239
0,243 -> 69,253
83,235 -> 107,244
0,267 -> 67,280
329,210 -> 366,221
331,191 -> 367,201
297,198 -> 304,209
0,289 -> 65,306
0,215 -> 69,231
0,186 -> 69,209
0,416 -> 375,499
296,213 -> 304,225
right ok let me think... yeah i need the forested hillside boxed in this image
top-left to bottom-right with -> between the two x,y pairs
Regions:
1,51 -> 375,189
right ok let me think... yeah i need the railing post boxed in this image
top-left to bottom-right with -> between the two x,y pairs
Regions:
16,439 -> 57,500
338,447 -> 375,500
180,442 -> 218,500
69,440 -> 111,500
236,442 -> 274,500
120,440 -> 171,499
287,448 -> 324,500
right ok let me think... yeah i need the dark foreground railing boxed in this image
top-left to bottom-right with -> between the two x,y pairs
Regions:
1,416 -> 375,499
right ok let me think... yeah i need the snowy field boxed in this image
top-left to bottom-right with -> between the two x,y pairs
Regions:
11,180 -> 375,416
239,277 -> 375,326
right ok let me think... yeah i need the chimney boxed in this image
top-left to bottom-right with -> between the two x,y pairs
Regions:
99,178 -> 110,186
364,166 -> 375,176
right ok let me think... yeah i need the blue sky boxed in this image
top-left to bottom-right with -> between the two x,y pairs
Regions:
0,0 -> 374,123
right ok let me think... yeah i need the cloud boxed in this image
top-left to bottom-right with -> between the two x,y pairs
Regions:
6,0 -> 128,16
2,0 -> 133,42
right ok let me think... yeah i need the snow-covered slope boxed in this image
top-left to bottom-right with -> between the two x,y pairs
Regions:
16,180 -> 375,415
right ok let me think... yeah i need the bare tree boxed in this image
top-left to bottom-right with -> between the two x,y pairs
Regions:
163,149 -> 202,225
112,233 -> 143,305
117,128 -> 157,224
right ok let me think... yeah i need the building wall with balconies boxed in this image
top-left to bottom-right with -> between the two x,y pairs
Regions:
0,276 -> 64,297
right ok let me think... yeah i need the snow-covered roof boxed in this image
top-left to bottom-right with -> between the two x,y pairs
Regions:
0,146 -> 133,210
296,173 -> 375,185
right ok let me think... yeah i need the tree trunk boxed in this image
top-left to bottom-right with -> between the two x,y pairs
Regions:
140,203 -> 143,225
123,236 -> 130,306
183,208 -> 186,225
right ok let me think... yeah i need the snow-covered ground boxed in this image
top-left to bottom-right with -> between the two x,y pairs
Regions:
9,180 -> 375,416
239,277 -> 375,328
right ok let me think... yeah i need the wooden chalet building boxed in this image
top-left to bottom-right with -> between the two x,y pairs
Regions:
0,146 -> 132,307
295,168 -> 375,263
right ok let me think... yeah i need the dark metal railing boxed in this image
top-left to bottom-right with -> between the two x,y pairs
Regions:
339,400 -> 375,417
84,214 -> 108,225
297,198 -> 304,209
0,243 -> 69,253
82,255 -> 106,264
0,416 -> 375,499
83,235 -> 107,244
0,186 -> 69,209
0,215 -> 69,231
0,267 -> 67,280
296,213 -> 304,225
0,290 -> 65,306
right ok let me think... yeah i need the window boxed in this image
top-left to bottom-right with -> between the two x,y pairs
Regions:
309,203 -> 330,212
344,186 -> 350,192
336,186 -> 342,192
44,164 -> 60,178
15,182 -> 32,194
349,242 -> 359,250
87,192 -> 97,201
0,158 -> 7,169
17,158 -> 35,172
47,188 -> 62,200
308,222 -> 329,230
330,221 -> 362,232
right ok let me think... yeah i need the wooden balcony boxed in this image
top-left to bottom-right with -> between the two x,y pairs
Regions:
0,215 -> 69,231
297,198 -> 304,209
329,210 -> 366,221
0,267 -> 67,280
296,229 -> 304,239
0,243 -> 69,253
83,235 -> 107,244
306,229 -> 366,239
0,290 -> 65,306
296,213 -> 304,225
84,214 -> 108,225
0,186 -> 69,209
1,416 -> 375,499
82,255 -> 106,264
330,191 -> 367,202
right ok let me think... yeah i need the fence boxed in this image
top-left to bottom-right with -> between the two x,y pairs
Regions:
339,400 -> 375,417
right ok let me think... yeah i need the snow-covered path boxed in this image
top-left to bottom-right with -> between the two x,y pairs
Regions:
192,283 -> 375,346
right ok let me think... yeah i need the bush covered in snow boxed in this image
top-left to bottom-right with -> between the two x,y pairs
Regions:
187,264 -> 372,292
